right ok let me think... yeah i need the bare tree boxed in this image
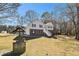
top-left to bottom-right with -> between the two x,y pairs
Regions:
41,11 -> 52,20
0,3 -> 20,32
25,10 -> 38,23
17,15 -> 26,26
63,4 -> 79,38
0,3 -> 20,18
0,3 -> 20,25
53,5 -> 68,35
76,4 -> 79,40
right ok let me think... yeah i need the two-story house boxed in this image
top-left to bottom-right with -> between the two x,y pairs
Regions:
25,20 -> 54,37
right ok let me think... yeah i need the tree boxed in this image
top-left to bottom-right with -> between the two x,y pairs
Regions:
25,10 -> 38,23
76,4 -> 79,40
53,5 -> 68,35
63,4 -> 79,37
60,3 -> 79,39
41,12 -> 52,20
0,3 -> 20,18
66,20 -> 75,35
0,3 -> 20,25
41,11 -> 60,35
0,3 -> 20,32
17,15 -> 26,26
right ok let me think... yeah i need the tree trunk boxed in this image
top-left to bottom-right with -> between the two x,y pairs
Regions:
76,7 -> 79,40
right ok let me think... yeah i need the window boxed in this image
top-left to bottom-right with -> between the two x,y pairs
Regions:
48,26 -> 52,28
39,25 -> 43,28
32,24 -> 36,27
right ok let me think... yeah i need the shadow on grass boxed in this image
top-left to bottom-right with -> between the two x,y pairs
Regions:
24,35 -> 57,41
1,35 -> 41,56
2,35 -> 57,56
2,51 -> 23,56
2,36 -> 26,56
25,36 -> 41,41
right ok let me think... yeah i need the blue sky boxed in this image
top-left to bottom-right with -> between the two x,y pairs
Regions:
2,3 -> 67,26
17,3 -> 67,16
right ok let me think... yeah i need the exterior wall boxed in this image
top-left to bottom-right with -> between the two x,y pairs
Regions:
25,28 -> 30,35
25,20 -> 44,35
44,22 -> 54,30
30,20 -> 44,30
25,20 -> 54,36
30,29 -> 44,36
29,29 -> 54,37
25,23 -> 31,35
48,30 -> 54,35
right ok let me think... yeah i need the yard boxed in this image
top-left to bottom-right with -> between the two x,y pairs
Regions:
1,34 -> 79,56
0,33 -> 17,54
26,35 -> 79,56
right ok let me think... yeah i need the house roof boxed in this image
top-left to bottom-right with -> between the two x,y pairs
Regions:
43,19 -> 57,24
45,22 -> 53,26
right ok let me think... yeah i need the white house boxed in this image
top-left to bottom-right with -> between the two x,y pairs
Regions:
25,20 -> 54,37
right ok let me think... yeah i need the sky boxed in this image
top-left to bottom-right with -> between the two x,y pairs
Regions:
17,3 -> 67,16
2,3 -> 67,26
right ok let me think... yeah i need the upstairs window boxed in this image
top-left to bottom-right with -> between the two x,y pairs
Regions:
32,24 -> 36,27
39,25 -> 43,28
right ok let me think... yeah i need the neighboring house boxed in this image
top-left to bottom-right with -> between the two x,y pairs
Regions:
25,20 -> 54,37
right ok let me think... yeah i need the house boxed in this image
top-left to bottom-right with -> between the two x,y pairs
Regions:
12,20 -> 59,37
25,20 -> 54,37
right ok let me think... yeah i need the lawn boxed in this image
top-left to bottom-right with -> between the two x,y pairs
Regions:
1,34 -> 79,56
0,34 -> 17,53
26,35 -> 79,56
